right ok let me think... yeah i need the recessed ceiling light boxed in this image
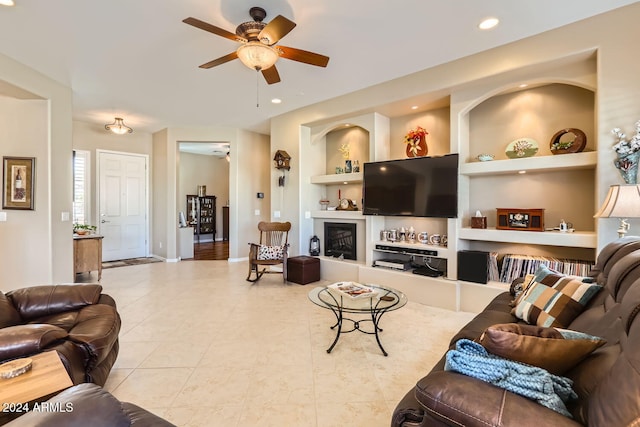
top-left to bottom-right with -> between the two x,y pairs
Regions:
271,98 -> 282,104
479,17 -> 499,30
0,0 -> 15,5
518,170 -> 527,174
411,105 -> 418,110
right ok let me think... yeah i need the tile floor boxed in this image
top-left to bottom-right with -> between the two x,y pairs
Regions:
91,260 -> 475,427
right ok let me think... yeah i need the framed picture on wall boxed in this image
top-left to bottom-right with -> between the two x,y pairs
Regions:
2,157 -> 36,210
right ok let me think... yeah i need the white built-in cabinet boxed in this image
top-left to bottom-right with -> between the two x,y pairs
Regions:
305,54 -> 598,311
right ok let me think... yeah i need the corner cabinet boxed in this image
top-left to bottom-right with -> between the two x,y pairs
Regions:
186,195 -> 216,242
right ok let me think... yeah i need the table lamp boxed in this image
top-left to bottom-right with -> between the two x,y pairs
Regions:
594,184 -> 640,238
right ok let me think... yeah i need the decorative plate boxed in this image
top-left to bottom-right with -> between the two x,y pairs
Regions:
505,138 -> 539,159
550,128 -> 586,154
0,357 -> 33,379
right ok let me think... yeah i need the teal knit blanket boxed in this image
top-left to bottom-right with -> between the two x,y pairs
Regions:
445,339 -> 577,417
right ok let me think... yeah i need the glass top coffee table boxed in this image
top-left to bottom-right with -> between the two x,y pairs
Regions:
308,283 -> 407,356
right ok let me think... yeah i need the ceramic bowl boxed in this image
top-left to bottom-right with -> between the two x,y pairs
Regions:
477,154 -> 494,162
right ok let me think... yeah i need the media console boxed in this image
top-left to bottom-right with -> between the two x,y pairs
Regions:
374,244 -> 438,257
373,243 -> 446,276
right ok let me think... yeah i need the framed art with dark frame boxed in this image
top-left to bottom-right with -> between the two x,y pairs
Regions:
2,157 -> 35,210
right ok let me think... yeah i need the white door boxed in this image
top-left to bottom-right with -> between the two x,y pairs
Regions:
98,151 -> 148,261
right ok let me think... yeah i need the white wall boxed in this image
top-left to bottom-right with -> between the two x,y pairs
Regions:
0,52 -> 73,289
152,127 -> 270,261
0,96 -> 51,287
72,120 -> 153,226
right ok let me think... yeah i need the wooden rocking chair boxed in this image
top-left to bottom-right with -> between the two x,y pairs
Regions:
247,221 -> 291,283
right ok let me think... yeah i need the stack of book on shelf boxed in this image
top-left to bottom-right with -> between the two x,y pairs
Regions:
496,254 -> 595,284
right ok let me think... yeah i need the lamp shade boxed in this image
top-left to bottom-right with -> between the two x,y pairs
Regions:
237,42 -> 279,71
105,117 -> 133,135
594,184 -> 640,218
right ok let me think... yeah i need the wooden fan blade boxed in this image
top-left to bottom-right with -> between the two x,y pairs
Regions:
183,17 -> 247,43
199,52 -> 238,69
262,65 -> 281,85
259,15 -> 296,45
277,46 -> 329,67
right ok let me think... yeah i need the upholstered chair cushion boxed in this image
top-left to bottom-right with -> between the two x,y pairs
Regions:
0,291 -> 21,328
257,245 -> 284,260
0,324 -> 68,361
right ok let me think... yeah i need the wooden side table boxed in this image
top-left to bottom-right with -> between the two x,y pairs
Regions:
73,234 -> 104,281
0,351 -> 72,417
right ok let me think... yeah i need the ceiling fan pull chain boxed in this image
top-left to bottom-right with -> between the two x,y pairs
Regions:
256,70 -> 260,108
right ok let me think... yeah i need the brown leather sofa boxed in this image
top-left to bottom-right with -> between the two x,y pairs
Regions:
392,237 -> 640,427
0,284 -> 120,386
4,383 -> 176,427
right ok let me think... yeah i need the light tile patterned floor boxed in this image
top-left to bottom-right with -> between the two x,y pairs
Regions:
88,261 -> 475,427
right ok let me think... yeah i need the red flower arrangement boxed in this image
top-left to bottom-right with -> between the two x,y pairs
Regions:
404,126 -> 429,157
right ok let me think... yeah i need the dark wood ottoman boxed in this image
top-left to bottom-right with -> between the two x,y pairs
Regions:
287,256 -> 321,285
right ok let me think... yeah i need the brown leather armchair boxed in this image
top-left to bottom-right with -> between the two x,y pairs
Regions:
0,284 -> 120,386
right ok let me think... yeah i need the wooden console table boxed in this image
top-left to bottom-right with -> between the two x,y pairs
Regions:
73,234 -> 104,281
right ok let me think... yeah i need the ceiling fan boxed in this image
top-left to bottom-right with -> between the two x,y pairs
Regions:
183,7 -> 329,84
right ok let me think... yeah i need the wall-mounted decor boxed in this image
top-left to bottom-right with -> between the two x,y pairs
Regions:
611,121 -> 640,184
273,150 -> 291,170
2,156 -> 35,210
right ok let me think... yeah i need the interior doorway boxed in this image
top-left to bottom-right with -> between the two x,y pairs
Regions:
178,141 -> 230,260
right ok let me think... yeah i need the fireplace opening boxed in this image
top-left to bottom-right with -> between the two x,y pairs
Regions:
324,222 -> 357,260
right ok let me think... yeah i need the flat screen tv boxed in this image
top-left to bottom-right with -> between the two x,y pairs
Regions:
362,154 -> 458,218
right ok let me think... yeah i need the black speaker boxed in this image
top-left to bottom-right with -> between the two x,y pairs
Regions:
457,250 -> 490,284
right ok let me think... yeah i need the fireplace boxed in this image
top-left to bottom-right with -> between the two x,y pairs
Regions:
324,222 -> 357,260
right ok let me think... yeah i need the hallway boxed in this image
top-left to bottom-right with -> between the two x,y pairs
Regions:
193,241 -> 229,260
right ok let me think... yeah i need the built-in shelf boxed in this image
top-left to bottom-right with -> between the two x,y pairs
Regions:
460,151 -> 597,176
458,227 -> 597,248
311,210 -> 364,219
310,172 -> 363,184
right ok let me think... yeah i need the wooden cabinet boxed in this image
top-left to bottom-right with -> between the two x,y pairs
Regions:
222,206 -> 229,241
73,235 -> 103,281
186,195 -> 216,241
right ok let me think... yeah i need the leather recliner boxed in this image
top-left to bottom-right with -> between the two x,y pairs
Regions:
392,236 -> 640,427
0,284 -> 121,386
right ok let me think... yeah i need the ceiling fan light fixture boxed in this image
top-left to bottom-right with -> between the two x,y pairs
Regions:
0,0 -> 15,6
105,117 -> 133,135
237,41 -> 279,71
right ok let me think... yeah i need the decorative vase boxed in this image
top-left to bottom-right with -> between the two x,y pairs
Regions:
406,135 -> 428,157
614,151 -> 640,184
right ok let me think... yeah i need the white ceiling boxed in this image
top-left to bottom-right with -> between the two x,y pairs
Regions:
0,1 -> 636,135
